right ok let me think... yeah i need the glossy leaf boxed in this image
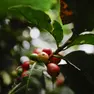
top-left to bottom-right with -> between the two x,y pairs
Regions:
64,51 -> 94,86
0,0 -> 53,19
52,21 -> 63,47
60,51 -> 94,94
47,0 -> 60,22
9,6 -> 52,31
67,34 -> 94,48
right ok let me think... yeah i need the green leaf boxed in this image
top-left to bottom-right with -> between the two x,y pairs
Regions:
48,86 -> 74,94
64,51 -> 94,88
46,0 -> 61,23
31,62 -> 47,78
67,34 -> 94,48
0,0 -> 53,18
8,6 -> 52,31
52,21 -> 63,47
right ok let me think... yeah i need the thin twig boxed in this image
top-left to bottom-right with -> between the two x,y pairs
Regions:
8,82 -> 21,94
25,62 -> 36,94
54,36 -> 73,54
64,58 -> 94,86
64,59 -> 81,71
14,85 -> 26,93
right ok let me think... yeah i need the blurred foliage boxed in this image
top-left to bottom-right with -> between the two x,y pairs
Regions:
8,6 -> 52,31
61,0 -> 94,36
0,0 -> 53,18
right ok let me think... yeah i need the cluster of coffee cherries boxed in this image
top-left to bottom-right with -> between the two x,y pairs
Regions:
13,48 -> 63,86
32,48 -> 61,78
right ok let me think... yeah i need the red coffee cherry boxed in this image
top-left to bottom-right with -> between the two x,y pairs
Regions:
42,48 -> 52,56
21,71 -> 29,77
47,63 -> 60,77
49,55 -> 61,64
22,61 -> 30,70
56,79 -> 64,86
33,48 -> 42,54
56,74 -> 65,86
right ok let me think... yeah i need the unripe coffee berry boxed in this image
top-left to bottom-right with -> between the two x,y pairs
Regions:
30,53 -> 38,60
16,66 -> 23,76
38,52 -> 49,63
11,70 -> 17,77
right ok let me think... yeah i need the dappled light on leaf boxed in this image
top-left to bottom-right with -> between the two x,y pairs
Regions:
67,34 -> 94,48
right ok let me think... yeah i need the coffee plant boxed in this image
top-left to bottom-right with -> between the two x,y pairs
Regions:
0,0 -> 94,94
